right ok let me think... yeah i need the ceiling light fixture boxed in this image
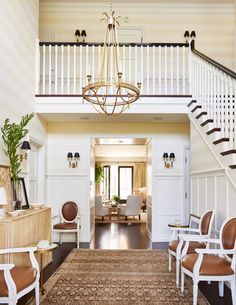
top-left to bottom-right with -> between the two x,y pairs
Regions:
82,10 -> 141,116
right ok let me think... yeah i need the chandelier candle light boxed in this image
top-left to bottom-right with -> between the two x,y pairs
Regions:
82,11 -> 141,115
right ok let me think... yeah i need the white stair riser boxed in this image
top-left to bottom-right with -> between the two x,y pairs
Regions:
213,142 -> 230,153
207,132 -> 222,143
221,153 -> 236,165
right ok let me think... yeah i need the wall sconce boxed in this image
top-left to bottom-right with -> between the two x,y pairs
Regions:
75,29 -> 80,42
67,152 -> 80,168
20,141 -> 31,162
163,152 -> 175,168
81,30 -> 87,42
190,30 -> 196,38
184,30 -> 190,42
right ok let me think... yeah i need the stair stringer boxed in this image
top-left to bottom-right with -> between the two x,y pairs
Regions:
189,111 -> 236,190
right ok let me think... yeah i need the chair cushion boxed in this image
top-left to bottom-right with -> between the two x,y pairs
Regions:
168,240 -> 206,253
182,253 -> 234,276
0,266 -> 37,297
53,223 -> 77,230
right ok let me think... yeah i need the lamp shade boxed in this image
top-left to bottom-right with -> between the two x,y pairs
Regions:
163,153 -> 168,158
75,29 -> 80,36
184,30 -> 190,38
74,152 -> 80,158
0,187 -> 8,205
21,141 -> 31,150
67,152 -> 73,158
170,153 -> 175,159
81,30 -> 86,37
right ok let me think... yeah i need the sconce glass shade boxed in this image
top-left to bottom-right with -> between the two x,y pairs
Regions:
75,29 -> 80,36
67,152 -> 73,159
0,187 -> 8,205
184,30 -> 190,38
163,153 -> 168,159
74,152 -> 80,159
81,30 -> 86,37
21,141 -> 31,150
169,153 -> 175,159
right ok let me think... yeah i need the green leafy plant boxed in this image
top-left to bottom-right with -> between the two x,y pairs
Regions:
1,113 -> 34,183
112,195 -> 120,203
95,163 -> 103,183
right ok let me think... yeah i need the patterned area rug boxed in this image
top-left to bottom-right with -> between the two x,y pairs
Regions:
39,249 -> 209,305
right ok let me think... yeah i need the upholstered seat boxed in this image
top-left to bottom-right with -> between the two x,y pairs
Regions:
119,195 -> 143,220
0,266 -> 37,297
168,210 -> 214,286
53,201 -> 80,248
0,247 -> 39,305
181,217 -> 236,305
95,195 -> 109,220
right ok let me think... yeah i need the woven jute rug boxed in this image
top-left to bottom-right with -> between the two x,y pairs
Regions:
39,249 -> 209,305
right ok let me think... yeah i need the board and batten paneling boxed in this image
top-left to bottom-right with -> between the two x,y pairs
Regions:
191,170 -> 236,235
47,175 -> 89,242
152,175 -> 184,242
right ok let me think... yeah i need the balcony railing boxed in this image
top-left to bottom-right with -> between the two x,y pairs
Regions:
36,41 -> 190,96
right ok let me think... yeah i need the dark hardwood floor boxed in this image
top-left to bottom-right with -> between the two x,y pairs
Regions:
18,222 -> 232,305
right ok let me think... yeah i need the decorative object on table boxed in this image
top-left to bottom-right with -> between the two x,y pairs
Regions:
0,165 -> 12,213
112,195 -> 120,206
75,29 -> 80,42
163,152 -> 175,168
7,209 -> 24,217
1,113 -> 34,209
67,152 -> 80,168
30,203 -> 44,210
82,10 -> 141,115
81,29 -> 86,42
0,187 -> 8,219
37,240 -> 50,249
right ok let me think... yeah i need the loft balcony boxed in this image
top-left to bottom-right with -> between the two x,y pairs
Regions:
35,41 -> 192,117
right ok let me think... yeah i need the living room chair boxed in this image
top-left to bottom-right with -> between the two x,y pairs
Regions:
0,247 -> 39,305
181,217 -> 236,305
53,201 -> 80,249
168,210 -> 214,286
95,195 -> 110,221
119,195 -> 143,220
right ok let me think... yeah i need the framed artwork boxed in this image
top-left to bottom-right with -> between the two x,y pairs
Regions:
11,177 -> 29,210
0,165 -> 12,212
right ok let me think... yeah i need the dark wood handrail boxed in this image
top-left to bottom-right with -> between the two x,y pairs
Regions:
39,41 -> 189,48
191,40 -> 236,80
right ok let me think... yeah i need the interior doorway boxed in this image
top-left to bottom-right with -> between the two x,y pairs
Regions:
91,137 -> 152,249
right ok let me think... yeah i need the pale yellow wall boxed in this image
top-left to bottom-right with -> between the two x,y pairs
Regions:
39,1 -> 235,70
0,0 -> 47,166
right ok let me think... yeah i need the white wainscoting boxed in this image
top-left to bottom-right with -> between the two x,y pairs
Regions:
152,175 -> 184,242
191,169 -> 236,234
47,175 -> 90,243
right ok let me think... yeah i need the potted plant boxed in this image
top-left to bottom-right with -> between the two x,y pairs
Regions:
112,195 -> 120,206
1,113 -> 34,209
95,163 -> 103,183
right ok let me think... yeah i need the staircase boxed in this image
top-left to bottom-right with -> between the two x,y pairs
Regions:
188,41 -> 236,177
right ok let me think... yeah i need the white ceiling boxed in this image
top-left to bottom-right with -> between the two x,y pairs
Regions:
38,113 -> 189,124
95,138 -> 149,145
40,0 -> 233,3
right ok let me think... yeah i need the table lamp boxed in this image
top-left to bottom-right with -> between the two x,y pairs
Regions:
0,187 -> 8,219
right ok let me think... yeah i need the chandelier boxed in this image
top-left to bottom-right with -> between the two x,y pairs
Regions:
82,11 -> 141,116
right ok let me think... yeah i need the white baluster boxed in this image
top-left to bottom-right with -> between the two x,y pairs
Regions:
182,46 -> 185,95
234,81 -> 236,149
129,45 -> 131,83
79,45 -> 82,94
122,45 -> 125,81
135,45 -> 138,86
213,67 -> 217,125
92,45 -> 95,83
55,45 -> 58,94
229,79 -> 234,148
61,45 -> 64,94
176,46 -> 179,95
42,44 -> 46,94
225,76 -> 229,139
164,46 -> 167,95
170,46 -> 173,95
158,46 -> 161,94
216,70 -> 221,128
147,45 -> 150,95
48,45 -> 52,94
73,45 -> 76,94
67,45 -> 70,94
221,72 -> 225,138
98,45 -> 101,81
141,45 -> 143,95
153,45 -> 156,95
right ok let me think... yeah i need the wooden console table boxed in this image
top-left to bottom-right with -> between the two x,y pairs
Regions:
0,207 -> 52,267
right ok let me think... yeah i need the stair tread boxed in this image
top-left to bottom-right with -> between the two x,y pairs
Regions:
196,112 -> 207,119
213,138 -> 229,145
206,128 -> 221,135
200,119 -> 214,127
221,149 -> 236,156
187,100 -> 197,107
229,165 -> 236,169
191,105 -> 202,113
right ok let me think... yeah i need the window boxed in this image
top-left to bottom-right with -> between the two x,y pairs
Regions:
118,166 -> 133,202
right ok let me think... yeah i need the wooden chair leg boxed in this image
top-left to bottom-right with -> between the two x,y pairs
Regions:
126,216 -> 127,221
102,216 -> 104,221
139,215 -> 141,220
